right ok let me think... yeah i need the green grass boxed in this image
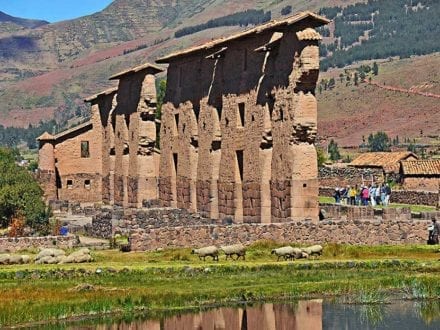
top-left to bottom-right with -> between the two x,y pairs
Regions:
318,196 -> 436,212
0,244 -> 440,327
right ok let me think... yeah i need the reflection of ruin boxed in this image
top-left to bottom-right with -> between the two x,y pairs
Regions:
37,12 -> 329,223
93,300 -> 323,330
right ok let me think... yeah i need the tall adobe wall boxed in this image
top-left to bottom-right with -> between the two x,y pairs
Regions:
158,16 -> 325,223
110,65 -> 162,208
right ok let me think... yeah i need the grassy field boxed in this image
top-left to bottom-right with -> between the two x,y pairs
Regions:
1,243 -> 440,327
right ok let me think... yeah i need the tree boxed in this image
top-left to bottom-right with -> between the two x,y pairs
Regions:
328,139 -> 341,161
372,62 -> 379,75
328,78 -> 336,89
354,72 -> 359,86
281,5 -> 292,16
339,73 -> 344,83
368,131 -> 391,152
407,143 -> 416,153
0,148 -> 49,232
316,148 -> 327,167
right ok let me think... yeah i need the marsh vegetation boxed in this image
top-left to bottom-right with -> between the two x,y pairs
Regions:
0,243 -> 439,327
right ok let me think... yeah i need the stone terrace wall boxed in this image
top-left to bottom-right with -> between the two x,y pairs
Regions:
130,219 -> 431,251
86,207 -> 217,239
0,236 -> 78,253
86,204 -> 440,240
390,190 -> 439,207
319,166 -> 383,188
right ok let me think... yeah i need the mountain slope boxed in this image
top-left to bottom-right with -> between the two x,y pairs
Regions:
0,11 -> 48,29
317,53 -> 440,148
1,0 -> 439,156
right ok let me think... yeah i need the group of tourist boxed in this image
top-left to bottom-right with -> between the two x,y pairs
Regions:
333,183 -> 392,207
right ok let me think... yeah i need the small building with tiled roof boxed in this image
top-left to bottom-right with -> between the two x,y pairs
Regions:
400,160 -> 440,192
349,152 -> 418,174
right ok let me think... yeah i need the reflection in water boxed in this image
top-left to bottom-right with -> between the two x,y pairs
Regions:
33,300 -> 440,329
160,300 -> 322,330
75,300 -> 322,330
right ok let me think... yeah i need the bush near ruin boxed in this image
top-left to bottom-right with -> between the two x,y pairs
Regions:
0,148 -> 49,233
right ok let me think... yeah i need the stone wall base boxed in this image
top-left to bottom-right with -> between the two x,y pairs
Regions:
130,219 -> 431,251
0,236 -> 78,253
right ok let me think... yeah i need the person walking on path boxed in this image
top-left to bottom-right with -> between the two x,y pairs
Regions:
430,218 -> 440,244
349,186 -> 357,205
384,183 -> 392,206
369,185 -> 376,206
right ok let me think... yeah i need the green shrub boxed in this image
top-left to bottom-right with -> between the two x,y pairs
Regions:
0,148 -> 49,232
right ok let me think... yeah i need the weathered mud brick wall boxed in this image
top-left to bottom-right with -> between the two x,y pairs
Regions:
196,180 -> 211,216
271,180 -> 292,222
38,107 -> 104,203
109,64 -> 163,208
157,12 -> 329,223
38,64 -> 162,206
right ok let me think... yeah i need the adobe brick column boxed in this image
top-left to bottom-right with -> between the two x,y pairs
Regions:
130,73 -> 161,207
288,29 -> 321,222
158,102 -> 177,207
37,132 -> 57,201
84,88 -> 118,205
197,99 -> 222,220
109,63 -> 163,208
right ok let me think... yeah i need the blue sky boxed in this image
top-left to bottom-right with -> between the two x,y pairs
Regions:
0,0 -> 114,22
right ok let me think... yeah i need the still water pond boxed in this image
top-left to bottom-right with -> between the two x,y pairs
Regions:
37,300 -> 440,329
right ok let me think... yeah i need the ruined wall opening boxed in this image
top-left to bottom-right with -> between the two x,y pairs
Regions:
173,153 -> 178,175
238,102 -> 245,127
55,168 -> 62,189
123,144 -> 129,155
211,140 -> 221,152
174,114 -> 179,131
81,141 -> 90,158
124,114 -> 130,129
84,180 -> 91,189
67,180 -> 73,189
236,150 -> 244,183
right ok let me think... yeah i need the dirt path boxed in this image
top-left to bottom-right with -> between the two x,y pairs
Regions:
370,82 -> 440,99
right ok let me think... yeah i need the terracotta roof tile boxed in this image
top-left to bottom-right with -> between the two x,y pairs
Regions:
401,160 -> 440,176
350,152 -> 418,172
156,11 -> 329,63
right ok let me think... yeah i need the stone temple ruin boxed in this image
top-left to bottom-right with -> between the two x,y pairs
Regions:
37,11 -> 330,223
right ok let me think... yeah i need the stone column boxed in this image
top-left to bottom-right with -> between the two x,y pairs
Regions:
37,132 -> 57,201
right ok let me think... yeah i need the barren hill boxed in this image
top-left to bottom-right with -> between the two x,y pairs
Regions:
317,53 -> 440,148
0,11 -> 48,29
0,0 -> 359,129
0,0 -> 438,155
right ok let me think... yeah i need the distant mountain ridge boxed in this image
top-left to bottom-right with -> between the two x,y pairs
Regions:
0,0 -> 438,151
0,11 -> 48,29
